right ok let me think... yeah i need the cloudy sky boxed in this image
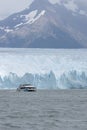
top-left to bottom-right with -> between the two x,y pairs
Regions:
0,0 -> 87,19
0,0 -> 33,19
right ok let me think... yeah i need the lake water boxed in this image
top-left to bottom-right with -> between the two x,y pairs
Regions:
0,90 -> 87,130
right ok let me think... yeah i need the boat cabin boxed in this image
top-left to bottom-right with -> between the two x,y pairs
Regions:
17,84 -> 36,92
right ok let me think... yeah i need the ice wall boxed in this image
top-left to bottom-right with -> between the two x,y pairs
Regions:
0,48 -> 87,89
0,70 -> 87,89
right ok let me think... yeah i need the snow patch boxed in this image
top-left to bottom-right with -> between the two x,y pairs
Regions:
24,10 -> 38,21
14,22 -> 24,28
4,28 -> 13,33
0,26 -> 13,33
64,0 -> 78,12
79,10 -> 87,16
26,10 -> 46,24
49,0 -> 61,5
14,10 -> 46,28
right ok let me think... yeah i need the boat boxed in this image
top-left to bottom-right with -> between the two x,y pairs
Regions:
17,84 -> 36,92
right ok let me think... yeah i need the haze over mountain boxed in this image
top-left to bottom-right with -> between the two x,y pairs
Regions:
0,0 -> 87,48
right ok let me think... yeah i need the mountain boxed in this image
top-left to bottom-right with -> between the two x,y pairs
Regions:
0,0 -> 87,48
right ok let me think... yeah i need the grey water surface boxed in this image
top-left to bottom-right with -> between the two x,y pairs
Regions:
0,90 -> 87,130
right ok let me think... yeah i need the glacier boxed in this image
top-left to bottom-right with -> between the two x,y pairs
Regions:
0,48 -> 87,89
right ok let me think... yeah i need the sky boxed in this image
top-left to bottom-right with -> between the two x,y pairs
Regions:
0,0 -> 33,19
0,0 -> 87,20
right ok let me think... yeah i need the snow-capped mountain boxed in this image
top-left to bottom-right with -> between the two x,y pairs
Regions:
0,0 -> 87,48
